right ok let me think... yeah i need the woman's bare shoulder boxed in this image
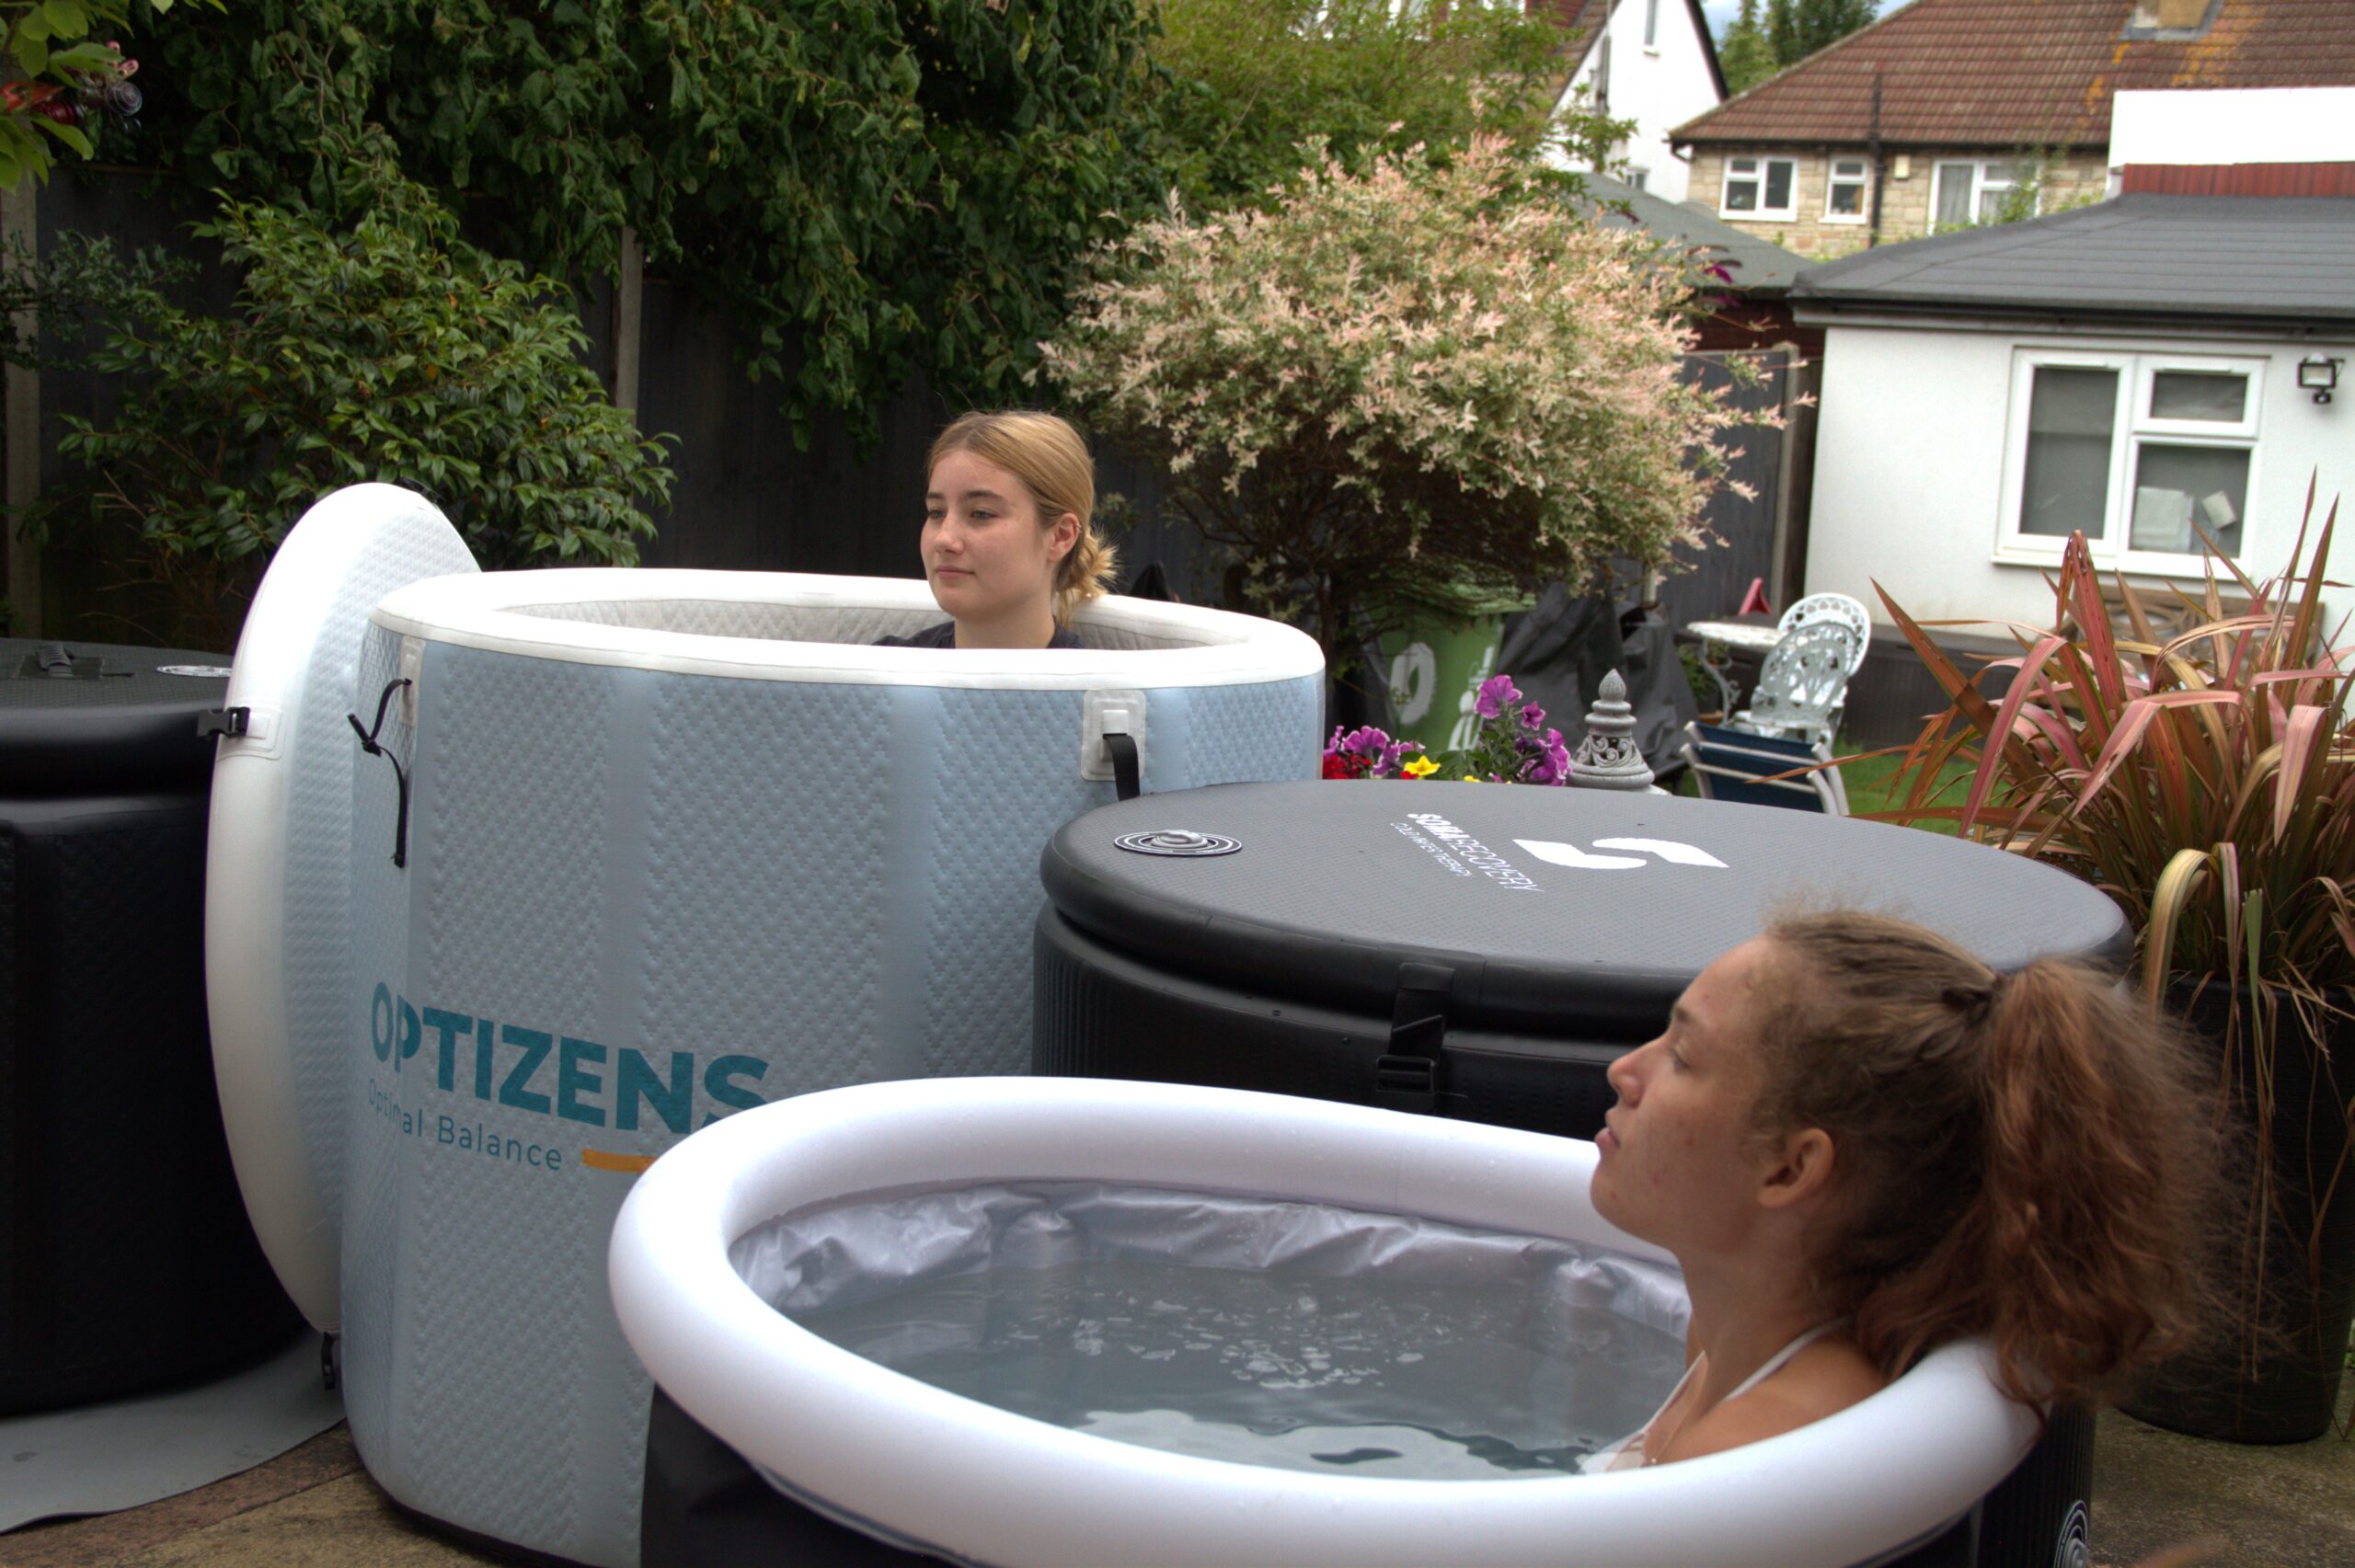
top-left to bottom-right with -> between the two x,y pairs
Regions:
1653,1340 -> 1888,1465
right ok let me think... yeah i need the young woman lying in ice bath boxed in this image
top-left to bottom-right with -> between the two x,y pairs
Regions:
876,410 -> 1118,651
1583,910 -> 2211,1471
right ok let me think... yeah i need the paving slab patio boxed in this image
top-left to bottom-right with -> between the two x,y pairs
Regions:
5,1388 -> 2349,1567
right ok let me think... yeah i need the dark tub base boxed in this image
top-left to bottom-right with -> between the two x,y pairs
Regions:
640,1388 -> 2094,1568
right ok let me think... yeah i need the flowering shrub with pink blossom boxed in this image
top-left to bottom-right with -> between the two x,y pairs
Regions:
1321,672 -> 1570,785
1040,134 -> 1756,665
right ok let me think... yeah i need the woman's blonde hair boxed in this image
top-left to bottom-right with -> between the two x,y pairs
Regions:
928,410 -> 1116,625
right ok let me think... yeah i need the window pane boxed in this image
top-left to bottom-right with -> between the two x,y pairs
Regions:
1731,157 -> 1757,175
2151,371 -> 2246,423
1645,0 -> 1660,45
1764,160 -> 1793,211
1832,159 -> 1867,178
2019,367 -> 2118,539
1828,181 -> 1863,215
2131,444 -> 2249,555
1934,164 -> 1975,226
1725,176 -> 1757,212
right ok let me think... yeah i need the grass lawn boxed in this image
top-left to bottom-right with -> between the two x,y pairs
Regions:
1832,740 -> 1976,834
1671,735 -> 1977,836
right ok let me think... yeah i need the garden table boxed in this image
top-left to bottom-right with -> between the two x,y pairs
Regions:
1678,613 -> 1781,715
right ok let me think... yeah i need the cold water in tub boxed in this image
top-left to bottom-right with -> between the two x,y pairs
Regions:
730,1181 -> 1690,1480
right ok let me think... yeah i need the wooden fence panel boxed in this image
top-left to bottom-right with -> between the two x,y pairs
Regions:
1643,349 -> 1798,628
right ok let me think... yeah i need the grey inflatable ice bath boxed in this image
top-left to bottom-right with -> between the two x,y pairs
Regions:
335,566 -> 1323,1566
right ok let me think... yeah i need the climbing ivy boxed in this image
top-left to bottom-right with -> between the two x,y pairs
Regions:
139,1 -> 1169,444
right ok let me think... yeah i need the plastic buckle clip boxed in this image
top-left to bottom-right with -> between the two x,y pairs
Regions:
1374,961 -> 1453,1116
1373,1053 -> 1438,1114
197,705 -> 251,738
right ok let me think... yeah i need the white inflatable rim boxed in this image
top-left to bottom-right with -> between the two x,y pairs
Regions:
609,1078 -> 2039,1568
370,569 -> 1323,690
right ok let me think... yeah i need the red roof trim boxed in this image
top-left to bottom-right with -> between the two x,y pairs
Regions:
2121,162 -> 2355,196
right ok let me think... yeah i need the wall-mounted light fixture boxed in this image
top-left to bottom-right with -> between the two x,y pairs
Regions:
2298,354 -> 2342,406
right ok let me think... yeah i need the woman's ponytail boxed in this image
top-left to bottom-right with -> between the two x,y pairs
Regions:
1053,526 -> 1118,627
1965,963 -> 2207,1405
1756,915 -> 2217,1409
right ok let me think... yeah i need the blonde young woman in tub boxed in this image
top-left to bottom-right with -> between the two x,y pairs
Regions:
877,410 -> 1118,651
1582,910 -> 2211,1471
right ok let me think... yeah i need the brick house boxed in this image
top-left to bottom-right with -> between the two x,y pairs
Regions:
1666,0 -> 2355,258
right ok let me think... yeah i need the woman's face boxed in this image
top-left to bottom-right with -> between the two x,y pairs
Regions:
923,448 -> 1076,626
1591,938 -> 1786,1256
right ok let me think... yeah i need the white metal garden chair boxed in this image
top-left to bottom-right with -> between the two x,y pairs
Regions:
1775,591 -> 1872,677
1730,620 -> 1858,753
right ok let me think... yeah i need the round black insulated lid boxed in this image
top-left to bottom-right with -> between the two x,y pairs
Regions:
0,637 -> 233,792
1041,781 -> 2131,1036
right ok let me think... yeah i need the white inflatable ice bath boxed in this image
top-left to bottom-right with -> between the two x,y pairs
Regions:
204,486 -> 1325,1568
610,1079 -> 2048,1568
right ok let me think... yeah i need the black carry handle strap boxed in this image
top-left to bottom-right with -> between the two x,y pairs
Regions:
1373,961 -> 1453,1116
1103,730 -> 1142,802
348,678 -> 414,869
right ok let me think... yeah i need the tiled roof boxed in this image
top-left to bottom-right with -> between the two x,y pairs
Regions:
1534,0 -> 1615,52
1672,0 -> 2355,152
1788,194 -> 2355,325
1580,173 -> 1810,292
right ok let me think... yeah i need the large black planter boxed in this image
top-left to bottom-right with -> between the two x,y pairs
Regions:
2120,981 -> 2355,1444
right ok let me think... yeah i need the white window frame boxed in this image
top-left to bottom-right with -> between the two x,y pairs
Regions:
1720,155 -> 1798,222
1997,348 -> 2267,574
1823,157 -> 1869,223
1930,160 -> 2035,230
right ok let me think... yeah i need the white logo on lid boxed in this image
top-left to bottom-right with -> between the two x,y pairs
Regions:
1513,837 -> 1727,872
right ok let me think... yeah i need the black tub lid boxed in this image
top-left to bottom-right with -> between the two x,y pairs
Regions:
0,637 -> 233,792
1041,780 -> 2132,1035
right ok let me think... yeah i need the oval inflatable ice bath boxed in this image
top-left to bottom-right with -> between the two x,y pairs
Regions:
338,567 -> 1322,1567
609,1079 -> 2060,1568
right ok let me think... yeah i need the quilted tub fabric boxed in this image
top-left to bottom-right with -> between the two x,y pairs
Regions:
338,573 -> 1321,1567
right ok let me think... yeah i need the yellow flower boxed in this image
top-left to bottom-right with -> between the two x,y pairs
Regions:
1462,773 -> 1482,783
1402,754 -> 1440,778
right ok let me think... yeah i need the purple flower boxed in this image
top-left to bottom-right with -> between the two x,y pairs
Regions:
1521,702 -> 1545,728
1474,673 -> 1521,719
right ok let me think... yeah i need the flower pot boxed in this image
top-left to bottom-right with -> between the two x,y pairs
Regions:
2120,981 -> 2355,1444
